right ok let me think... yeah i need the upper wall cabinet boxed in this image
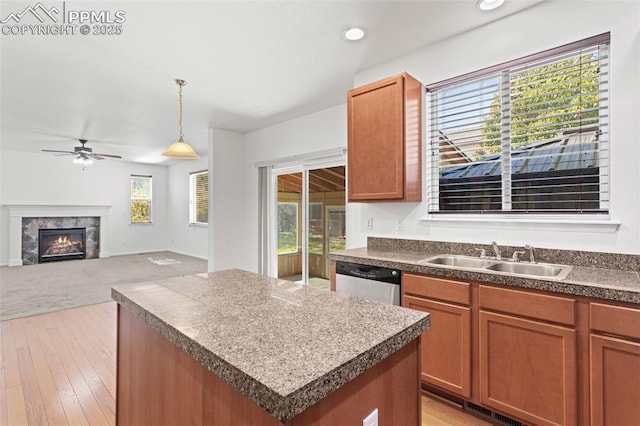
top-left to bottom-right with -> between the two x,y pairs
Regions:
347,73 -> 423,202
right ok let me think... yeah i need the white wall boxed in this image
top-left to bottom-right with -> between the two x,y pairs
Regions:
240,104 -> 347,272
209,128 -> 245,271
348,0 -> 640,254
167,156 -> 209,259
0,130 -> 244,267
235,1 -> 640,268
0,150 -> 169,264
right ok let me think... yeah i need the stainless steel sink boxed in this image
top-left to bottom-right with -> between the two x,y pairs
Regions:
421,254 -> 494,268
420,254 -> 572,281
485,261 -> 572,280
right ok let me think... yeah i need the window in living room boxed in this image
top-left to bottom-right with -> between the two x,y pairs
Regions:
190,170 -> 208,225
130,175 -> 152,223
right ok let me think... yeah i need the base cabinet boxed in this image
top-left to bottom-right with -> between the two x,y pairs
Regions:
590,335 -> 640,426
479,311 -> 577,426
404,296 -> 471,398
589,303 -> 640,426
402,274 -> 471,399
358,267 -> 640,425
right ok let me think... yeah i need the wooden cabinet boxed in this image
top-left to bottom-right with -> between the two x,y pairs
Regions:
338,263 -> 640,425
347,73 -> 422,202
403,273 -> 471,398
478,286 -> 577,426
589,303 -> 640,426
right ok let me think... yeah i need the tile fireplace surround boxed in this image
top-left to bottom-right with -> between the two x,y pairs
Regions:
6,205 -> 112,267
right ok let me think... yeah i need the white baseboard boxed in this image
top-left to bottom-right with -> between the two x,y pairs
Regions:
108,249 -> 169,257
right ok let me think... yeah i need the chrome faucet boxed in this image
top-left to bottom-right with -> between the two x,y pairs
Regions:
525,245 -> 536,263
475,248 -> 486,259
491,241 -> 502,260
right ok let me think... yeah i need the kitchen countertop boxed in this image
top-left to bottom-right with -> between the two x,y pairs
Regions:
111,269 -> 430,423
330,247 -> 640,305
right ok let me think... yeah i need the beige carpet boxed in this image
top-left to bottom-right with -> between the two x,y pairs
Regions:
0,251 -> 207,321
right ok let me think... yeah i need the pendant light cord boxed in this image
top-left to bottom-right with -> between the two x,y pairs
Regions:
162,78 -> 199,158
176,79 -> 186,142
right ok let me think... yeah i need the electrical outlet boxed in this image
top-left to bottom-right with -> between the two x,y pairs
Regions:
363,408 -> 378,426
364,217 -> 373,231
396,218 -> 405,231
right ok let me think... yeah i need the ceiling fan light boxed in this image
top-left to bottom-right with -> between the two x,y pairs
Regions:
162,140 -> 200,159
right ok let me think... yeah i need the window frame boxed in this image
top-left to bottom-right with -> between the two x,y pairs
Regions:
425,32 -> 610,219
130,174 -> 153,224
189,170 -> 209,226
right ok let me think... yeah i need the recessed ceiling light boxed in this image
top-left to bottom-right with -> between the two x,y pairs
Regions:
477,0 -> 505,11
343,27 -> 365,41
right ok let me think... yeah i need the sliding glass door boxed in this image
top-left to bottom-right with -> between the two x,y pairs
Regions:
273,164 -> 345,288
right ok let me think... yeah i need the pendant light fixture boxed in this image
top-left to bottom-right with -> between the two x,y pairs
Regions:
162,79 -> 200,159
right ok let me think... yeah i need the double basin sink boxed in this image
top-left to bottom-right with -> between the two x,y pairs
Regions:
420,254 -> 572,281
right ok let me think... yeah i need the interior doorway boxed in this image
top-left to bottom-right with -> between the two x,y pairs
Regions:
274,165 -> 346,289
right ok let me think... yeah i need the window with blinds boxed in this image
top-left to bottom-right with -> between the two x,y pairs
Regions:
131,175 -> 152,223
190,170 -> 208,224
427,33 -> 610,214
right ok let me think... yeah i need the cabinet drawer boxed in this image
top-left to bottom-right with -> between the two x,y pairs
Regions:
590,303 -> 640,340
403,273 -> 470,305
479,285 -> 575,326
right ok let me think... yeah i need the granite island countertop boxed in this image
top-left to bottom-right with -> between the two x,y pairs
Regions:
329,242 -> 640,305
111,268 -> 430,423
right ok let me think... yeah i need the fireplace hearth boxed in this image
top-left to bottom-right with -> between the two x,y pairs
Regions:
38,228 -> 87,263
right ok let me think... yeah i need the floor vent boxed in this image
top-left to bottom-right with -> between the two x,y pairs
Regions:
463,401 -> 523,426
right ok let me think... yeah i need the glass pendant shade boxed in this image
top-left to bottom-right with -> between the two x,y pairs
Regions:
162,137 -> 200,158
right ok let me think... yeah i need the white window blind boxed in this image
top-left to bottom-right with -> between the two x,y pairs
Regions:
130,175 -> 152,223
189,170 -> 208,224
427,33 -> 610,214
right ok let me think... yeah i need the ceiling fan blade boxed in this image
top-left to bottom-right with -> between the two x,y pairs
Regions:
92,153 -> 122,159
89,154 -> 105,160
42,149 -> 75,154
55,153 -> 76,157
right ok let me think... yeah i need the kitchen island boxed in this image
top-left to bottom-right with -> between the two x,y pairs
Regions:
111,269 -> 430,425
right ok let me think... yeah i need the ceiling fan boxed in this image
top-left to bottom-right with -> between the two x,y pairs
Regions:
42,139 -> 122,167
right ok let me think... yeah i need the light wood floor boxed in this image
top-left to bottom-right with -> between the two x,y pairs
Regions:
1,302 -> 490,426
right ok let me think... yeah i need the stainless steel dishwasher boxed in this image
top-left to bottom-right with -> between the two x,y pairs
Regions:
335,261 -> 401,305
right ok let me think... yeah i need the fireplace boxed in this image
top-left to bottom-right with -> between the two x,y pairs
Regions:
38,228 -> 87,263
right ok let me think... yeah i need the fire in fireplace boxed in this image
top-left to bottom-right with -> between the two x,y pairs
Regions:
38,228 -> 87,263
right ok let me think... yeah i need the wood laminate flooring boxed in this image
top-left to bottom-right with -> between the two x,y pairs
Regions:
1,302 -> 490,425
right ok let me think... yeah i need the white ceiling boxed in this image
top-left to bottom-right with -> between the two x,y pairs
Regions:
0,0 -> 544,164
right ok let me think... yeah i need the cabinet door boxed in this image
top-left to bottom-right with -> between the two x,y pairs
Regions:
348,75 -> 404,201
590,334 -> 640,426
479,311 -> 577,426
403,295 -> 471,398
